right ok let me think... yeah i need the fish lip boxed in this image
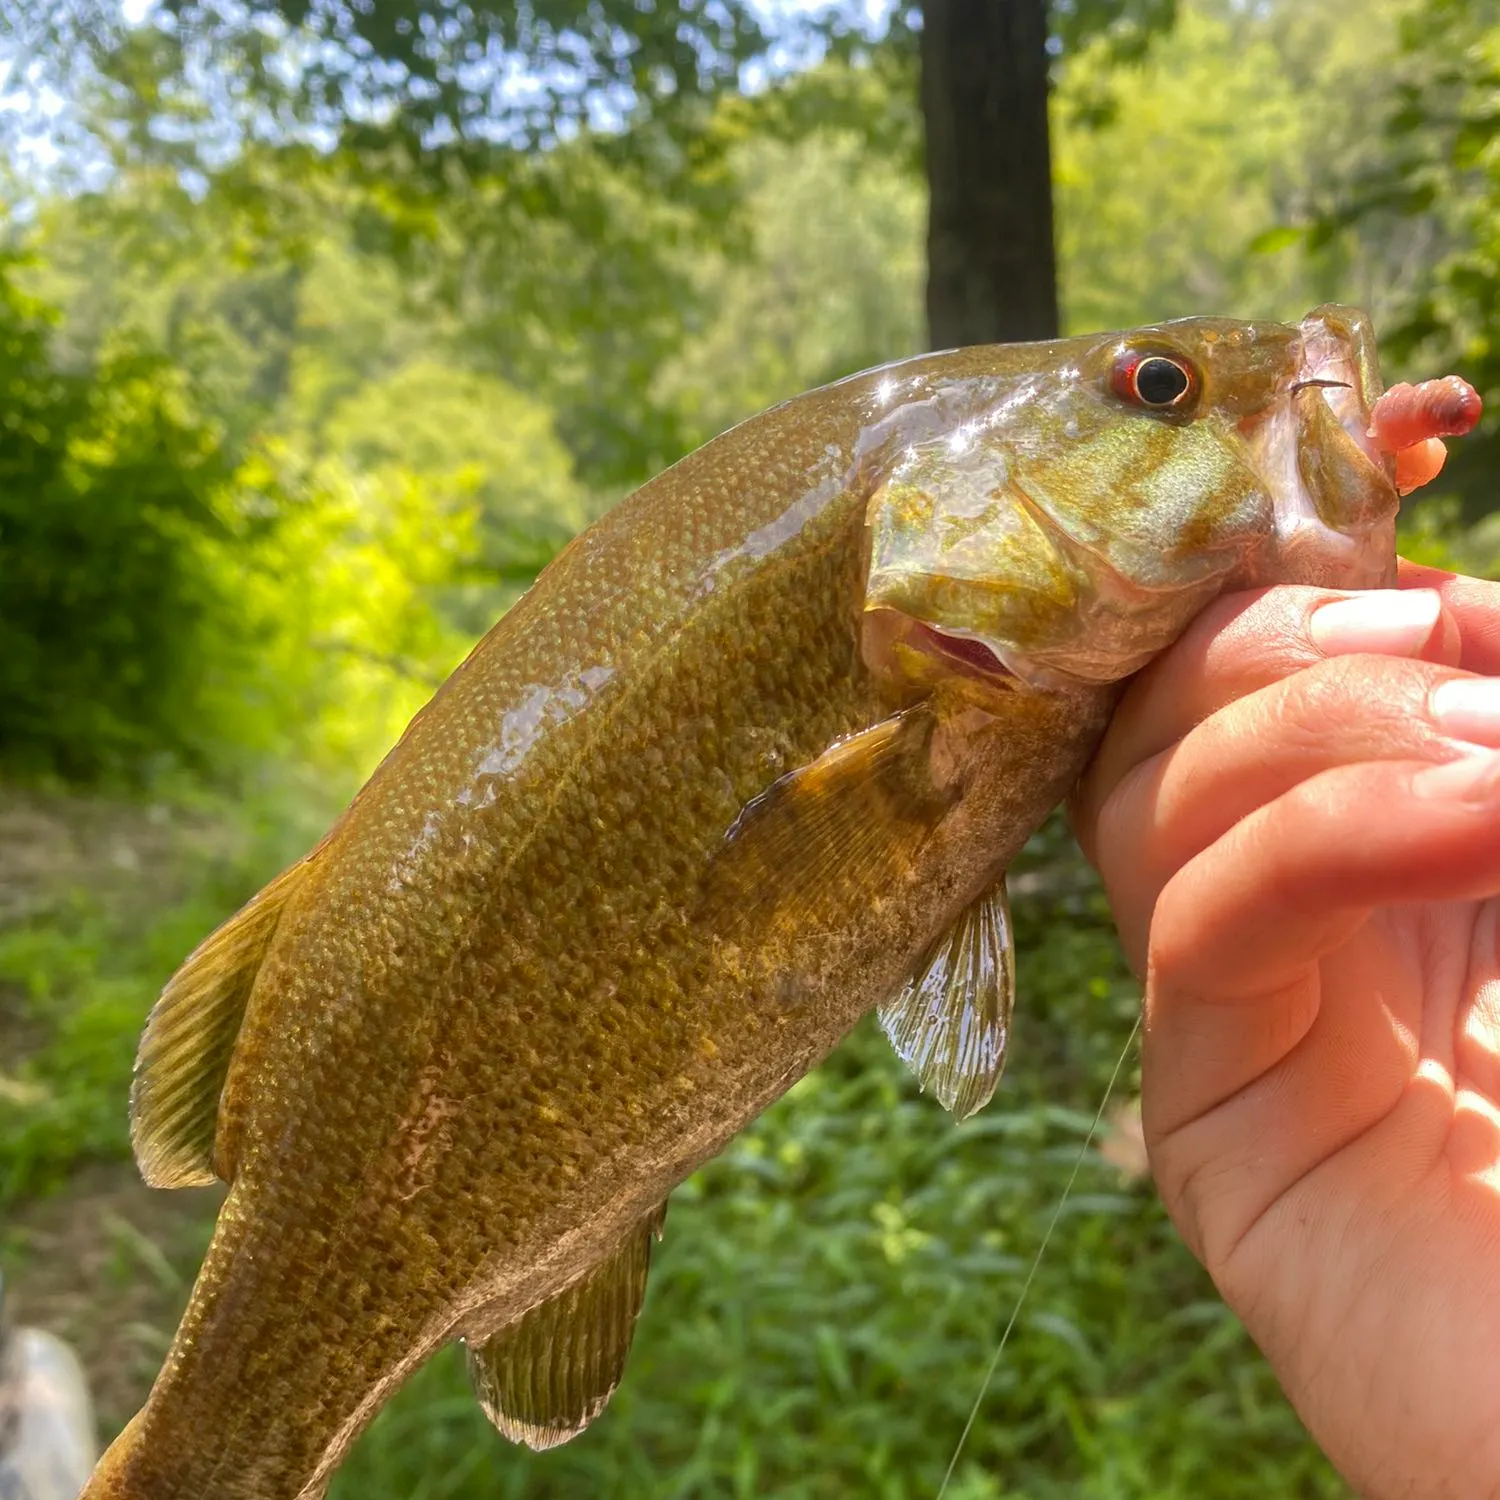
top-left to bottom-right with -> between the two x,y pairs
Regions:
1292,305 -> 1387,468
1241,305 -> 1400,588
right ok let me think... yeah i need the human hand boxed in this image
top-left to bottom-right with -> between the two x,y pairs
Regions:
1071,566 -> 1500,1500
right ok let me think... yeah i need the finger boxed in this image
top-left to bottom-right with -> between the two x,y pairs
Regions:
1153,752 -> 1500,1002
1399,561 -> 1500,676
1143,752 -> 1500,1261
1147,752 -> 1500,1126
1094,654 -> 1479,969
1072,585 -> 1461,861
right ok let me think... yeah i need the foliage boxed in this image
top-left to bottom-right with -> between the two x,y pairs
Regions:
1,0 -> 776,157
1339,0 -> 1500,513
201,444 -> 481,775
651,128 -> 925,450
0,207 -> 593,784
1,0 -> 1177,177
26,163 -> 317,453
1053,0 -> 1419,332
429,135 -> 734,487
1051,0 -> 1177,57
0,784 -> 323,1200
0,256 -> 234,780
314,358 -> 590,625
0,255 -> 474,786
1196,0 -> 1500,513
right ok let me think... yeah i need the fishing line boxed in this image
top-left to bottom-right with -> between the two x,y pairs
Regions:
935,1010 -> 1143,1499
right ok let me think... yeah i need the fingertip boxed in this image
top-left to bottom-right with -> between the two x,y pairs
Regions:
1410,748 -> 1500,805
1307,588 -> 1455,662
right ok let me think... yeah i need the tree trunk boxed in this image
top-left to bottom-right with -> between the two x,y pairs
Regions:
921,0 -> 1060,350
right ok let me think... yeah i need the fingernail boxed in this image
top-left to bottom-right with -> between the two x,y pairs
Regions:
1413,750 -> 1500,803
1308,590 -> 1441,657
1432,677 -> 1500,749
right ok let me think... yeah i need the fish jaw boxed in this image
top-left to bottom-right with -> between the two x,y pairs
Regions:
1239,303 -> 1401,590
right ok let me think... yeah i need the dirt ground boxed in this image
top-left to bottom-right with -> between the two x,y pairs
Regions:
0,784 -> 242,936
3,1164 -> 223,1430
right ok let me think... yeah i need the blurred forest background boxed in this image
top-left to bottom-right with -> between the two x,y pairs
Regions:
0,0 -> 1496,1495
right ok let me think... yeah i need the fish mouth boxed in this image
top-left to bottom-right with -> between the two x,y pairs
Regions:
1244,304 -> 1400,588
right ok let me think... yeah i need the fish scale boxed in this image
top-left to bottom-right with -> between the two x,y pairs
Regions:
86,313 -> 1410,1499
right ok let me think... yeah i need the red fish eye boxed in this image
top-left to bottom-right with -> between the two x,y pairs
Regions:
1111,352 -> 1197,410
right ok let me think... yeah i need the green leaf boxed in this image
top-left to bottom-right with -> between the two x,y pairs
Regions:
1246,225 -> 1305,255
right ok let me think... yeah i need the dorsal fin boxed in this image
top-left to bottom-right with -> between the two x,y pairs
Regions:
467,1205 -> 666,1451
130,857 -> 313,1188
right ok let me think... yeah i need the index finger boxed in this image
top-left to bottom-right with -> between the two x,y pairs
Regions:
1071,583 -> 1461,862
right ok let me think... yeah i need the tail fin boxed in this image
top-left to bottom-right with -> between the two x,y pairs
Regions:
76,1415 -> 143,1499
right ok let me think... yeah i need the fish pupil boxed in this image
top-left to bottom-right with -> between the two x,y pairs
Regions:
1135,357 -> 1190,406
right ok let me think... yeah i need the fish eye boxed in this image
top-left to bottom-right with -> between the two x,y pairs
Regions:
1110,351 -> 1199,412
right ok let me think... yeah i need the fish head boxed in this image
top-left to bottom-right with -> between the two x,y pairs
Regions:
863,304 -> 1399,690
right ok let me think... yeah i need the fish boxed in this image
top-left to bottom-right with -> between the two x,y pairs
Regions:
84,304 -> 1404,1500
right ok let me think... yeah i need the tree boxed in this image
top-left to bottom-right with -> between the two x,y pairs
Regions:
0,255 -> 234,779
917,0 -> 1178,347
921,0 -> 1058,347
1321,0 -> 1499,513
2,1 -> 1183,366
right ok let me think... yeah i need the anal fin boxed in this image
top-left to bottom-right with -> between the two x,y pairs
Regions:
131,855 -> 313,1188
467,1205 -> 666,1451
878,878 -> 1015,1121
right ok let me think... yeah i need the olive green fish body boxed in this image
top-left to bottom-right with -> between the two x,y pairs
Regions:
85,310 -> 1402,1499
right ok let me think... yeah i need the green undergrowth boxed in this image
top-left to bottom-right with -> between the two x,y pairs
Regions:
0,776 -> 333,1201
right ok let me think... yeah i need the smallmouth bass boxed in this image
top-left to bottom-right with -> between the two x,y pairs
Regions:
86,306 -> 1404,1500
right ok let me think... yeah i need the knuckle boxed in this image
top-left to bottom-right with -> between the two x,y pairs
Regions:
1152,1130 -> 1262,1282
1092,757 -> 1162,887
1196,586 -> 1340,684
1278,654 -> 1444,740
1142,880 -> 1199,991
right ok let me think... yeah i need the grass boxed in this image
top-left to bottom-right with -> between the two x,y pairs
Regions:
0,777 -> 326,1202
0,790 -> 1351,1498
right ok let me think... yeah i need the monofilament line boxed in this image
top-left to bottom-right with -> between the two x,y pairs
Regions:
936,1011 -> 1143,1499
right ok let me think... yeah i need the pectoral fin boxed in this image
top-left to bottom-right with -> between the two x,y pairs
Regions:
467,1205 -> 666,1451
131,857 -> 312,1188
706,706 -> 956,933
878,879 -> 1014,1120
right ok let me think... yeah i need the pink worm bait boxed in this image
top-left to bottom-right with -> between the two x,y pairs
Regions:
1367,375 -> 1484,496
